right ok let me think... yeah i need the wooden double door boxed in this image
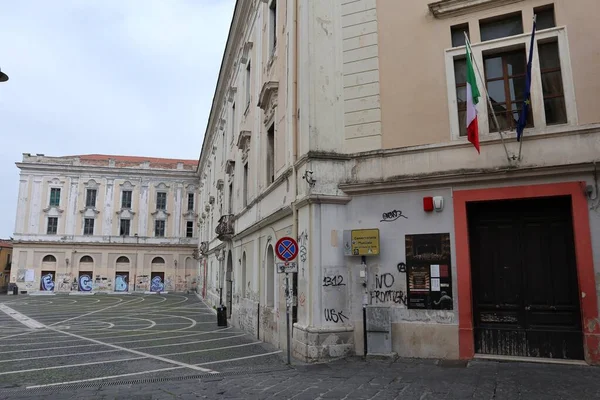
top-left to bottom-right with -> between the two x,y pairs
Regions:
468,196 -> 584,360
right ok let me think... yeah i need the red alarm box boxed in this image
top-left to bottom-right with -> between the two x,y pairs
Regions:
423,196 -> 434,212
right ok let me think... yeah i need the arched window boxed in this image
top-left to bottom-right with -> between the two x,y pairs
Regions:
42,255 -> 57,262
151,257 -> 165,264
241,252 -> 247,298
80,256 -> 93,263
116,256 -> 130,263
266,245 -> 274,307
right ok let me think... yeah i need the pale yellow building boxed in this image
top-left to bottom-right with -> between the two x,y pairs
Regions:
11,154 -> 200,294
196,0 -> 600,365
0,240 -> 12,293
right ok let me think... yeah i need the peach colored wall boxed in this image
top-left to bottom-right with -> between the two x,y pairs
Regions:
376,0 -> 600,150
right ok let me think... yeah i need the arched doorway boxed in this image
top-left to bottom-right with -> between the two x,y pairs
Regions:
226,250 -> 233,318
78,255 -> 94,292
40,255 -> 57,291
266,245 -> 274,307
150,257 -> 165,292
115,256 -> 130,292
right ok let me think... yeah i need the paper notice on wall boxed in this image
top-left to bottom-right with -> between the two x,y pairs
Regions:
431,278 -> 441,292
25,269 -> 35,282
430,264 -> 440,278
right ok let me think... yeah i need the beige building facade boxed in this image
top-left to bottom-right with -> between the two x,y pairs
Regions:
11,154 -> 200,294
197,0 -> 600,365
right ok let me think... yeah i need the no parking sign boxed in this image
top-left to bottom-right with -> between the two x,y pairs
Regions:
275,237 -> 298,273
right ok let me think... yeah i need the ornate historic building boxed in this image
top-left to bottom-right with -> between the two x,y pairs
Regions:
11,154 -> 199,294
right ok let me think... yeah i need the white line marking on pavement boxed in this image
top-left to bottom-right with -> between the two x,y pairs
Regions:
0,304 -> 45,329
26,366 -> 185,389
195,351 -> 283,366
132,333 -> 247,350
159,342 -> 262,356
43,325 -> 218,374
0,349 -> 120,363
0,357 -> 146,376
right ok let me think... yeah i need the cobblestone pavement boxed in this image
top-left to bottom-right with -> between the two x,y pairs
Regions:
1,294 -> 600,399
2,355 -> 600,399
0,293 -> 285,396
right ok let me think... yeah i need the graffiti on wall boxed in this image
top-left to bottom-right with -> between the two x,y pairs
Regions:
380,209 -> 408,222
324,308 -> 349,324
40,272 -> 55,291
79,273 -> 93,292
322,267 -> 349,326
370,272 -> 407,306
150,274 -> 165,292
115,274 -> 128,292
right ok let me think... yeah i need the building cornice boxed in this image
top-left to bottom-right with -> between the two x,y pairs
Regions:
428,0 -> 524,19
198,0 -> 258,175
233,205 -> 293,240
15,163 -> 198,180
339,162 -> 598,195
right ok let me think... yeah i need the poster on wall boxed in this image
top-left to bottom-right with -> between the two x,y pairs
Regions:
78,272 -> 93,292
115,273 -> 129,292
40,271 -> 55,291
405,233 -> 453,310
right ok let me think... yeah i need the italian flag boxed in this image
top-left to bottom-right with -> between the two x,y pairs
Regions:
466,42 -> 481,153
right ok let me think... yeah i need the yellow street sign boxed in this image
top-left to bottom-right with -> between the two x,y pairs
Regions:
350,229 -> 380,256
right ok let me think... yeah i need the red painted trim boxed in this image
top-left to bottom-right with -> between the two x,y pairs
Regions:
453,182 -> 599,364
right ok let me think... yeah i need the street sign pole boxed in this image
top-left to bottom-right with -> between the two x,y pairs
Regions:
275,236 -> 298,366
286,272 -> 291,365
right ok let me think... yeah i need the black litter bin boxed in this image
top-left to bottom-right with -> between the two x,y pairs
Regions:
217,305 -> 227,327
12,285 -> 18,295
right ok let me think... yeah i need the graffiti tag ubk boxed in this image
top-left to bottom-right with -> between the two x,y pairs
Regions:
324,308 -> 349,324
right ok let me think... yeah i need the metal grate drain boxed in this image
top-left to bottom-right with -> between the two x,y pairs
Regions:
0,365 -> 293,395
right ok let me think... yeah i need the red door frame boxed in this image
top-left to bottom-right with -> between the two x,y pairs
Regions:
453,181 -> 599,364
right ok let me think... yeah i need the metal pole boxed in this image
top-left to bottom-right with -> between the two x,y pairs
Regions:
362,256 -> 368,357
286,272 -> 291,365
464,33 -> 512,162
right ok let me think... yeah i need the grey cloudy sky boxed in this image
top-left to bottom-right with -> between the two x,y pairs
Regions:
0,0 -> 235,238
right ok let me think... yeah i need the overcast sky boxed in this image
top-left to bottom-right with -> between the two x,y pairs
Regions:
0,0 -> 235,238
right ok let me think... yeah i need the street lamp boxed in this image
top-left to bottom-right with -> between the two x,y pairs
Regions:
0,68 -> 8,82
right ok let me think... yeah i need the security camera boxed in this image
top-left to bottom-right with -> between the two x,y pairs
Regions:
306,170 -> 313,174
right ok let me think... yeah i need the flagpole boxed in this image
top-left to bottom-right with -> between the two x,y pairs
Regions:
464,33 -> 512,162
518,14 -> 537,161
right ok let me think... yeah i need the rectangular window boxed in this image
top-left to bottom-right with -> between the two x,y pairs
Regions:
451,24 -> 469,47
245,61 -> 251,109
483,48 -> 532,132
454,58 -> 467,136
243,162 -> 249,208
269,0 -> 277,54
186,221 -> 194,238
120,219 -> 130,236
228,182 -> 234,214
480,13 -> 523,42
187,193 -> 194,211
539,40 -> 567,125
535,5 -> 556,30
155,220 -> 165,237
231,103 -> 236,143
266,124 -> 275,184
85,189 -> 97,208
49,188 -> 61,207
47,217 -> 58,234
156,192 -> 167,210
83,218 -> 94,235
121,190 -> 132,209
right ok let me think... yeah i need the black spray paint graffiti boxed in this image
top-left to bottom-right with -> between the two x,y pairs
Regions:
322,275 -> 345,287
380,209 -> 408,222
370,272 -> 407,306
298,230 -> 308,277
324,308 -> 349,324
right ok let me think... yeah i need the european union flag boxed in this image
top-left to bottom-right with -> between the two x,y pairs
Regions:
516,16 -> 537,142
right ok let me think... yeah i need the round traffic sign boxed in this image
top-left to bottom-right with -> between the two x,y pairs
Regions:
275,237 -> 299,261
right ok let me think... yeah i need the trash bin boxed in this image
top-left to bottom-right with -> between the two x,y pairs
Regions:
12,285 -> 18,295
217,305 -> 227,327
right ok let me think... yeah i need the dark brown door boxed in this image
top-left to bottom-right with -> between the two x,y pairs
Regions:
468,196 -> 583,359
